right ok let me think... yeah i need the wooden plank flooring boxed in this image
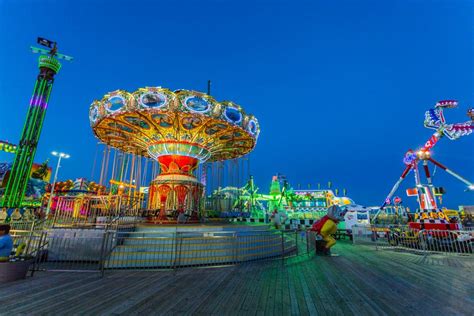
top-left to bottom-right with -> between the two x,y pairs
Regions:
0,241 -> 473,315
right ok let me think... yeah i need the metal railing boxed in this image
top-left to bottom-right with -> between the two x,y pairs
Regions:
19,228 -> 299,275
52,195 -> 143,227
6,214 -> 141,274
352,224 -> 473,255
7,214 -> 142,232
10,230 -> 46,259
101,229 -> 299,271
9,221 -> 38,233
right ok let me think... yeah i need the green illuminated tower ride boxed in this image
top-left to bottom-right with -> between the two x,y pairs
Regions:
1,38 -> 72,208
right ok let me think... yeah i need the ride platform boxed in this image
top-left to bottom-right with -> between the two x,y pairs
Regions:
104,223 -> 295,268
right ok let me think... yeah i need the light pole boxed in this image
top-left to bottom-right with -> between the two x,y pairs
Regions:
46,151 -> 70,215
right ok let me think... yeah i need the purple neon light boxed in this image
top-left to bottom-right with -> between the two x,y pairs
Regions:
30,94 -> 48,109
38,96 -> 48,109
29,94 -> 38,107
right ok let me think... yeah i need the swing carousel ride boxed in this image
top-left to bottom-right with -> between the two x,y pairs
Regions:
89,87 -> 260,221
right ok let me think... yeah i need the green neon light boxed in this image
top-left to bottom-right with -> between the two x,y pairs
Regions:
5,80 -> 43,203
38,55 -> 61,73
1,60 -> 59,208
17,83 -> 54,205
0,141 -> 17,153
8,79 -> 47,200
18,82 -> 53,206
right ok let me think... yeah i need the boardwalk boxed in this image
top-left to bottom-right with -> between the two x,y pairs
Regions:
1,242 -> 473,315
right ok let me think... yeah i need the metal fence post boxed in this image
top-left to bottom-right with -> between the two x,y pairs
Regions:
99,231 -> 108,278
295,229 -> 298,256
25,220 -> 36,256
173,232 -> 181,271
30,231 -> 47,277
233,232 -> 238,264
374,228 -> 379,251
306,230 -> 310,256
281,230 -> 285,265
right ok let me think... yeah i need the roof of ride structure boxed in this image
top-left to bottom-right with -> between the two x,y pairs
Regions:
89,87 -> 260,162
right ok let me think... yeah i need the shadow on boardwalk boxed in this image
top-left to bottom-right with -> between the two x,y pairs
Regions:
0,241 -> 473,315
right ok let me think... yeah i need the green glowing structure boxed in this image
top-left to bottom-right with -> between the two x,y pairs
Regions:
1,38 -> 72,208
0,140 -> 17,154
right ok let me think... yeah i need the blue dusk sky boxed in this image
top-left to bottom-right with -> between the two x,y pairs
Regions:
0,0 -> 473,208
